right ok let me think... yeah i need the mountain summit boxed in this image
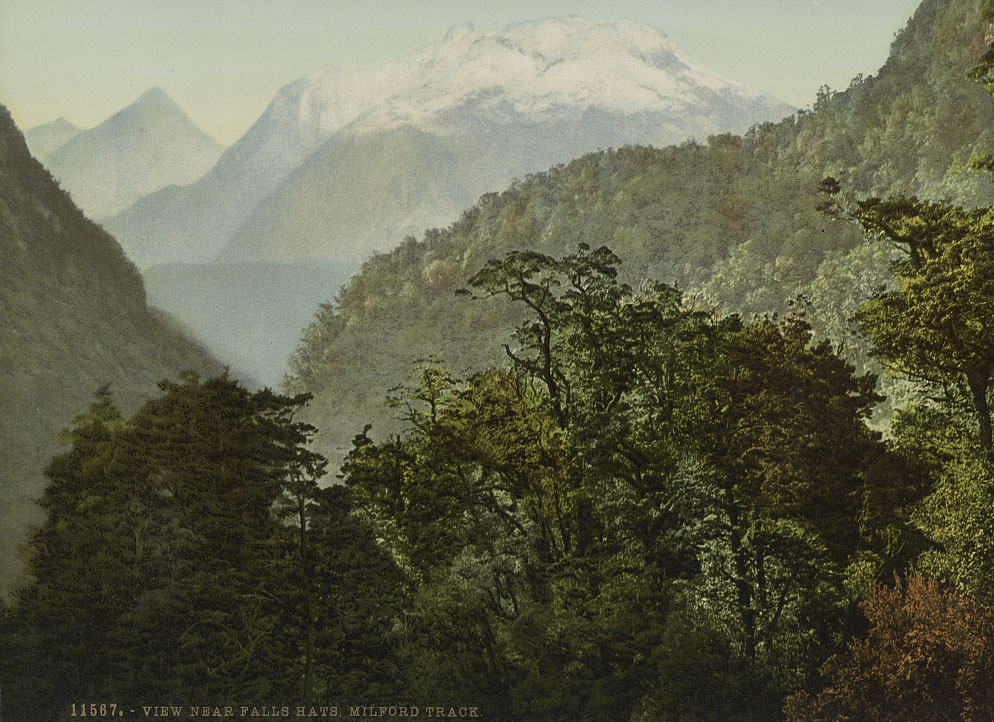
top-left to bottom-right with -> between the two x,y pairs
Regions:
43,87 -> 224,218
107,18 -> 791,268
276,17 -> 787,135
23,117 -> 81,160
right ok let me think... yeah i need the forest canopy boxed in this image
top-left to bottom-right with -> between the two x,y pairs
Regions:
4,226 -> 994,719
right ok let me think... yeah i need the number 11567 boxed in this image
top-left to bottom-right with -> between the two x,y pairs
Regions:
70,703 -> 120,717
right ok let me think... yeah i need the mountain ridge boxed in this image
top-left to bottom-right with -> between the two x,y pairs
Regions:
23,117 -> 81,161
43,87 -> 224,219
283,0 -> 994,464
106,16 -> 792,268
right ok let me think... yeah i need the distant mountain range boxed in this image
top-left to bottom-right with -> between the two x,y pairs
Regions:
71,18 -> 793,387
105,18 -> 792,268
23,117 -> 80,160
0,104 -> 223,598
36,87 -> 224,219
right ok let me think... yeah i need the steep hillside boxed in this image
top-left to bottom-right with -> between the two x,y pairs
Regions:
287,0 -> 994,463
0,105 -> 223,597
43,88 -> 224,219
287,141 -> 845,460
744,0 -> 994,203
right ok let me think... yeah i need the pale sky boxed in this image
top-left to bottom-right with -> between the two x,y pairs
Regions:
0,0 -> 922,145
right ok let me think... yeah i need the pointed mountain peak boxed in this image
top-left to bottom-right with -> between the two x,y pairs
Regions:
23,116 -> 83,160
140,85 -> 170,100
99,86 -> 222,147
45,117 -> 81,132
131,86 -> 184,113
443,22 -> 475,42
43,86 -> 225,218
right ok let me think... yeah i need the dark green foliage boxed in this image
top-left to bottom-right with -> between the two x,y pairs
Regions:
0,104 -> 222,597
0,375 -> 403,721
676,314 -> 923,693
274,485 -> 407,702
339,245 -> 917,720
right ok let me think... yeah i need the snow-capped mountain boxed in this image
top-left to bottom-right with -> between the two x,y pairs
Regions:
107,18 -> 792,268
44,87 -> 225,219
294,18 -> 784,133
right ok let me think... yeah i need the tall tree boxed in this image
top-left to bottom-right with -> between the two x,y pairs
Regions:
843,196 -> 994,450
0,374 -> 349,719
815,21 -> 994,454
680,313 -> 903,687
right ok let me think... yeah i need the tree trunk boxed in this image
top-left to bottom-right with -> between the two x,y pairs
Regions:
298,497 -> 314,704
966,371 -> 993,452
727,502 -> 756,660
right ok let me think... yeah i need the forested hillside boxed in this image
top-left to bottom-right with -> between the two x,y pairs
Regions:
0,105 -> 222,597
287,0 -> 994,462
6,180 -> 994,718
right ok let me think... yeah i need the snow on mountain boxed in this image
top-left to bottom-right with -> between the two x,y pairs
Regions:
108,18 -> 791,268
213,18 -> 792,265
272,17 -> 786,141
44,88 -> 225,219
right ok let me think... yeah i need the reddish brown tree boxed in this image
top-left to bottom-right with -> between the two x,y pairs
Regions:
785,576 -> 994,721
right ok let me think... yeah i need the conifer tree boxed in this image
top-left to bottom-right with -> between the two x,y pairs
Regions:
0,374 -> 354,719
